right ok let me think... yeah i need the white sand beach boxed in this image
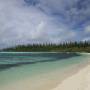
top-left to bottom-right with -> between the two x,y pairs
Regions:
53,64 -> 90,90
0,53 -> 90,90
0,63 -> 90,90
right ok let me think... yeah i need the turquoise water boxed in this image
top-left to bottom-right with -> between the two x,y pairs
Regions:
0,52 -> 90,86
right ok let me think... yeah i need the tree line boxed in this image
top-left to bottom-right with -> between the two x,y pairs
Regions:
1,41 -> 90,52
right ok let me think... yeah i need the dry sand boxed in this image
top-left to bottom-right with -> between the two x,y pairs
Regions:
52,65 -> 90,90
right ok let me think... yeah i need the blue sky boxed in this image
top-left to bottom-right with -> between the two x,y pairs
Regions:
0,0 -> 90,48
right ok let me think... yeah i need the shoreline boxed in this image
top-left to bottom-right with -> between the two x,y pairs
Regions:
0,57 -> 90,90
52,64 -> 90,90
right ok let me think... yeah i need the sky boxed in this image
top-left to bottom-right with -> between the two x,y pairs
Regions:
0,0 -> 90,48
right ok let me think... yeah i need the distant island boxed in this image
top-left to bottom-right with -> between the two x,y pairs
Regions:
1,41 -> 90,52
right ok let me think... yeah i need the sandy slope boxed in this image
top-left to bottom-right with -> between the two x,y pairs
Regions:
52,65 -> 90,90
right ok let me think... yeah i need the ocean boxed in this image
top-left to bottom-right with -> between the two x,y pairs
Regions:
0,52 -> 90,90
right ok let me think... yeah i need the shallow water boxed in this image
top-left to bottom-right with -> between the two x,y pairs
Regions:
0,52 -> 90,87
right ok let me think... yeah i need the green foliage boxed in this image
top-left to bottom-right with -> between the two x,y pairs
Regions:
1,41 -> 90,52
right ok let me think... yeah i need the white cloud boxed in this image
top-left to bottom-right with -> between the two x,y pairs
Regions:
82,37 -> 90,41
85,25 -> 90,33
0,0 -> 90,48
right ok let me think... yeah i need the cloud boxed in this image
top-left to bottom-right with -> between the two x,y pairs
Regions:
85,25 -> 90,33
0,0 -> 90,48
26,0 -> 90,27
82,37 -> 90,41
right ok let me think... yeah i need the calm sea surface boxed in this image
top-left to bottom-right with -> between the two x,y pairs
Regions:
0,52 -> 89,86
